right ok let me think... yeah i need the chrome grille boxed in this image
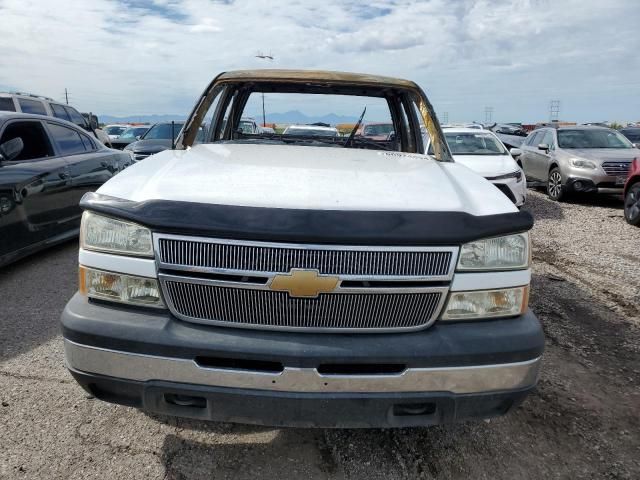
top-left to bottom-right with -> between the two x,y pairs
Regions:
602,162 -> 631,176
157,237 -> 454,278
163,279 -> 444,331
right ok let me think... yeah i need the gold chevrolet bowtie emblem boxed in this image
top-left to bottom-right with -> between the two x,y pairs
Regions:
270,269 -> 339,298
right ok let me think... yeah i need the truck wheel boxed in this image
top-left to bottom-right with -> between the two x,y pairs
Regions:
624,183 -> 640,226
547,167 -> 565,201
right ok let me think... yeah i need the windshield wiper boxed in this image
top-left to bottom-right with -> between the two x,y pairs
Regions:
343,106 -> 366,148
349,136 -> 394,151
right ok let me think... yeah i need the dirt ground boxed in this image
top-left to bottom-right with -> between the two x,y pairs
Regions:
1,189 -> 639,479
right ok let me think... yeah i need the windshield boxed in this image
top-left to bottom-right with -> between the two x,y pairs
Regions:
439,132 -> 507,155
283,127 -> 338,137
143,123 -> 184,140
362,124 -> 393,136
558,129 -> 633,149
119,127 -> 148,138
105,125 -> 127,136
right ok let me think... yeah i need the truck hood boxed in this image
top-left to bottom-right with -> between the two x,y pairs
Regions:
564,148 -> 640,163
98,143 -> 516,215
452,154 -> 521,178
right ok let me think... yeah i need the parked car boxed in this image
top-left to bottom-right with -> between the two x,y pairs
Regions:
124,122 -> 185,161
104,124 -> 129,140
620,127 -> 640,145
282,124 -> 339,137
623,157 -> 640,226
238,117 -> 263,134
513,125 -> 640,201
0,112 -> 131,267
357,122 -> 394,140
426,128 -> 526,206
62,69 -> 543,429
0,92 -> 112,147
110,126 -> 150,150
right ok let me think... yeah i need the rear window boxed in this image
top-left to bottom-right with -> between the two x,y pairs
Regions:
18,98 -> 47,115
0,97 -> 16,111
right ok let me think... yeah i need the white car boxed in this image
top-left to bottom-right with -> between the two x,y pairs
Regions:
282,124 -> 339,137
427,128 -> 527,207
61,70 -> 542,429
104,124 -> 130,140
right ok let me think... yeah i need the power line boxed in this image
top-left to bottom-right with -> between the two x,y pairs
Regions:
484,106 -> 493,123
549,100 -> 560,121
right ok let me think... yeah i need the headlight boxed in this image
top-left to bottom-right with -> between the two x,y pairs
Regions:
81,211 -> 153,257
570,158 -> 597,169
486,170 -> 523,182
441,286 -> 528,321
457,233 -> 529,271
79,266 -> 164,308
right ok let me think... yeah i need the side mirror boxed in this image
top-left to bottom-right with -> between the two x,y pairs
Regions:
633,143 -> 639,148
0,137 -> 24,162
538,143 -> 550,152
510,148 -> 522,157
135,135 -> 141,140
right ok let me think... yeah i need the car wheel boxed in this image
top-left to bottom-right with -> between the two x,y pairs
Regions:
547,167 -> 565,201
624,183 -> 640,226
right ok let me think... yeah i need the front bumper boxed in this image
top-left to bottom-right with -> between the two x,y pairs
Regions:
62,294 -> 544,427
565,167 -> 626,193
489,177 -> 527,206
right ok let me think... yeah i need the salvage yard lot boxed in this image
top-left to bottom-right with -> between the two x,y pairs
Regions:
1,190 -> 639,480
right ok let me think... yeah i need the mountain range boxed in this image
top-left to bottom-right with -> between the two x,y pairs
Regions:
99,110 -> 359,125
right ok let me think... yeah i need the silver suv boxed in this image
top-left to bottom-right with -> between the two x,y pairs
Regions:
0,92 -> 111,147
513,126 -> 640,201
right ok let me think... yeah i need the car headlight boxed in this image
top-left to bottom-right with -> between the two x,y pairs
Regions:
570,158 -> 597,169
79,266 -> 164,308
486,170 -> 523,182
457,233 -> 529,271
81,211 -> 153,257
441,286 -> 529,321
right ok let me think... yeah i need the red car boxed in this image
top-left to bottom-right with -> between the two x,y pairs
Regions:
624,157 -> 640,226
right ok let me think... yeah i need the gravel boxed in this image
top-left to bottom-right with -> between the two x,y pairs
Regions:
1,189 -> 639,479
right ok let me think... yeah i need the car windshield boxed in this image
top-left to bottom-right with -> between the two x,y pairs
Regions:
143,123 -> 184,140
105,126 -> 127,136
119,127 -> 148,139
558,129 -> 633,149
440,132 -> 507,155
363,124 -> 393,136
204,92 -> 396,151
283,127 -> 337,137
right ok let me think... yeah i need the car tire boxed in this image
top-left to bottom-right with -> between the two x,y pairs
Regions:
547,167 -> 565,201
624,183 -> 640,226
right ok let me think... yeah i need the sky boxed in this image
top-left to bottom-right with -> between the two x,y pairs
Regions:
0,0 -> 638,123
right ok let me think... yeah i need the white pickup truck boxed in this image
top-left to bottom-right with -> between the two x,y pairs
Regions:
62,70 -> 544,428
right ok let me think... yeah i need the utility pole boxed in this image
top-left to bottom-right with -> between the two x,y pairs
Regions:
65,88 -> 69,105
255,52 -> 274,126
549,100 -> 560,122
484,106 -> 493,123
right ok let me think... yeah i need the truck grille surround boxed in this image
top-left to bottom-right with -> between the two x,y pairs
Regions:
155,234 -> 457,332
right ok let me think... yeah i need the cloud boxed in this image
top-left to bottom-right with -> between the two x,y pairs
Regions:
0,0 -> 637,122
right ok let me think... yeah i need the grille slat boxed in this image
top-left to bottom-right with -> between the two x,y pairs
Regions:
158,238 -> 453,278
164,281 -> 442,331
602,162 -> 631,176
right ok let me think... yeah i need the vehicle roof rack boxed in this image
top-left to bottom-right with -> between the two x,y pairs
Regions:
5,91 -> 56,102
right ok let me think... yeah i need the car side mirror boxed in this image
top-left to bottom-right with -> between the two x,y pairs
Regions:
538,143 -> 550,152
0,137 -> 24,163
633,143 -> 639,148
510,148 -> 522,157
135,135 -> 141,140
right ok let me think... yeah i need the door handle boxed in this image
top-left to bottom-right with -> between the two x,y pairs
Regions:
100,161 -> 109,167
58,172 -> 70,179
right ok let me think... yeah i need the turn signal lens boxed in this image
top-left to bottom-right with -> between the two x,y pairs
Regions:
441,286 -> 528,321
79,266 -> 164,308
